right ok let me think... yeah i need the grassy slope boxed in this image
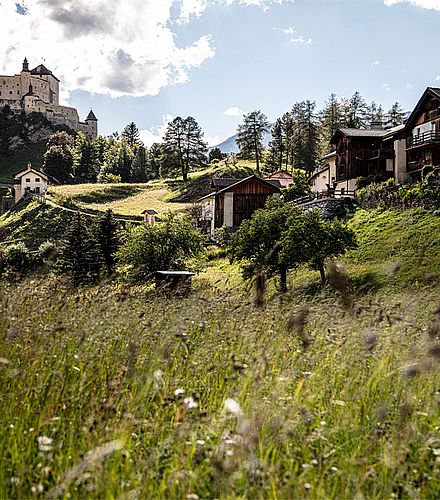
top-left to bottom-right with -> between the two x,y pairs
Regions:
46,160 -> 258,217
0,140 -> 46,184
0,208 -> 440,497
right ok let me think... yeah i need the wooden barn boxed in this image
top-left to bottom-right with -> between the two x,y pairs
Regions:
199,175 -> 281,238
330,127 -> 394,191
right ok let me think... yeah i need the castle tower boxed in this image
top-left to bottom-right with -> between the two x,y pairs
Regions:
22,58 -> 30,72
85,109 -> 98,139
20,57 -> 31,97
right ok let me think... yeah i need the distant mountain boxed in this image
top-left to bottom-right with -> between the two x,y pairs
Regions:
211,128 -> 273,154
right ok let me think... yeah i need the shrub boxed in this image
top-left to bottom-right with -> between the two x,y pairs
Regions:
116,214 -> 205,282
2,242 -> 30,270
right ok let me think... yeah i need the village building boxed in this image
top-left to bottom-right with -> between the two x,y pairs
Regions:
0,58 -> 98,139
400,87 -> 440,174
13,163 -> 48,203
199,175 -> 281,238
309,151 -> 337,195
142,209 -> 159,225
318,87 -> 440,194
265,170 -> 294,188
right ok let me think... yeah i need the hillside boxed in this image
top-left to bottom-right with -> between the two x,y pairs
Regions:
0,206 -> 439,497
212,130 -> 272,154
0,107 -> 72,184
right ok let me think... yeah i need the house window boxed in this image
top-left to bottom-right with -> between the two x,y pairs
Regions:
386,159 -> 394,172
35,178 -> 40,182
26,178 -> 31,182
35,187 -> 40,194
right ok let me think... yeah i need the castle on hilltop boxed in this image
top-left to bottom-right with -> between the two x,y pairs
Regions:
0,58 -> 98,139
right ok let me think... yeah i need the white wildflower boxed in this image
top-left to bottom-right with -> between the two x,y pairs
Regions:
184,397 -> 199,409
37,435 -> 53,452
305,483 -> 311,489
224,398 -> 242,415
174,388 -> 185,397
196,439 -> 205,446
331,466 -> 338,472
320,421 -> 327,426
153,370 -> 163,380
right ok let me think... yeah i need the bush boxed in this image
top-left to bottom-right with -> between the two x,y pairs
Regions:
282,170 -> 311,202
116,214 -> 205,283
0,242 -> 32,279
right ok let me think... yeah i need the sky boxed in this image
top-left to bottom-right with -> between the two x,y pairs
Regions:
1,0 -> 440,146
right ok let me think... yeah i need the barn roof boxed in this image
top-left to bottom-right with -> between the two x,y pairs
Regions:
200,175 -> 281,201
330,128 -> 388,144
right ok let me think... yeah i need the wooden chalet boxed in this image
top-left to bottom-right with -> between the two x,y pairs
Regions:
403,87 -> 440,173
330,127 -> 394,191
199,175 -> 281,238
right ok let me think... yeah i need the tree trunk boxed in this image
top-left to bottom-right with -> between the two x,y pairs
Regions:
280,267 -> 287,293
318,260 -> 326,284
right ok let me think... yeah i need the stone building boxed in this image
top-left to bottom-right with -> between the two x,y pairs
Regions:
0,58 -> 98,139
13,163 -> 48,203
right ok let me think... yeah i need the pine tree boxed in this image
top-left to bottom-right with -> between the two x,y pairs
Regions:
266,119 -> 284,172
366,101 -> 385,127
280,112 -> 294,168
163,116 -> 207,181
121,122 -> 141,147
236,110 -> 270,175
291,101 -> 320,172
95,209 -> 120,274
57,212 -> 103,286
386,102 -> 406,127
346,91 -> 368,128
43,131 -> 74,184
209,147 -> 225,163
116,142 -> 134,183
149,143 -> 162,179
72,132 -> 99,183
131,145 -> 149,183
319,93 -> 343,154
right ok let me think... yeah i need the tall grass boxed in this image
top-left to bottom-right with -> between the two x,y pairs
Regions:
1,268 -> 439,498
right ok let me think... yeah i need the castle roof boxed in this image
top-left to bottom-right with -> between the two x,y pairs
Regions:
31,64 -> 60,82
86,109 -> 98,121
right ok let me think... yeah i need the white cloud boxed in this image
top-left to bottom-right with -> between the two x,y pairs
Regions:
382,83 -> 391,91
384,0 -> 440,9
139,114 -> 174,147
371,60 -> 380,68
206,135 -> 220,146
224,106 -> 244,116
0,0 -> 217,100
406,82 -> 414,89
281,25 -> 312,45
436,75 -> 440,81
1,0 -> 291,101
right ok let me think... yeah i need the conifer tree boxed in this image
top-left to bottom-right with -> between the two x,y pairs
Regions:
43,131 -> 74,184
116,142 -> 133,182
280,112 -> 294,168
266,119 -> 284,172
131,145 -> 149,183
366,101 -> 385,126
57,212 -> 103,286
236,110 -> 270,175
72,132 -> 99,183
95,209 -> 120,274
121,122 -> 141,147
386,102 -> 406,127
346,91 -> 368,128
163,116 -> 207,181
149,143 -> 162,179
319,93 -> 343,154
291,101 -> 319,171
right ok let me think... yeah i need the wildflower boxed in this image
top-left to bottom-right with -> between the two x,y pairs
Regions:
174,388 -> 185,397
31,484 -> 44,495
311,459 -> 319,465
331,466 -> 338,472
184,397 -> 199,409
302,463 -> 311,469
196,439 -> 205,446
224,398 -> 242,415
320,421 -> 327,427
154,370 -> 163,380
37,435 -> 53,452
305,483 -> 311,489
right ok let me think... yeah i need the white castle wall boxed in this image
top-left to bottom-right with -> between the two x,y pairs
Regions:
0,60 -> 97,139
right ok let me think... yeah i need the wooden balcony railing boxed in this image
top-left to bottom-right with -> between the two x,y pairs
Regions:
407,131 -> 440,149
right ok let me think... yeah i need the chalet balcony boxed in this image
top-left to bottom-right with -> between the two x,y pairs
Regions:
407,131 -> 440,149
371,149 -> 395,160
